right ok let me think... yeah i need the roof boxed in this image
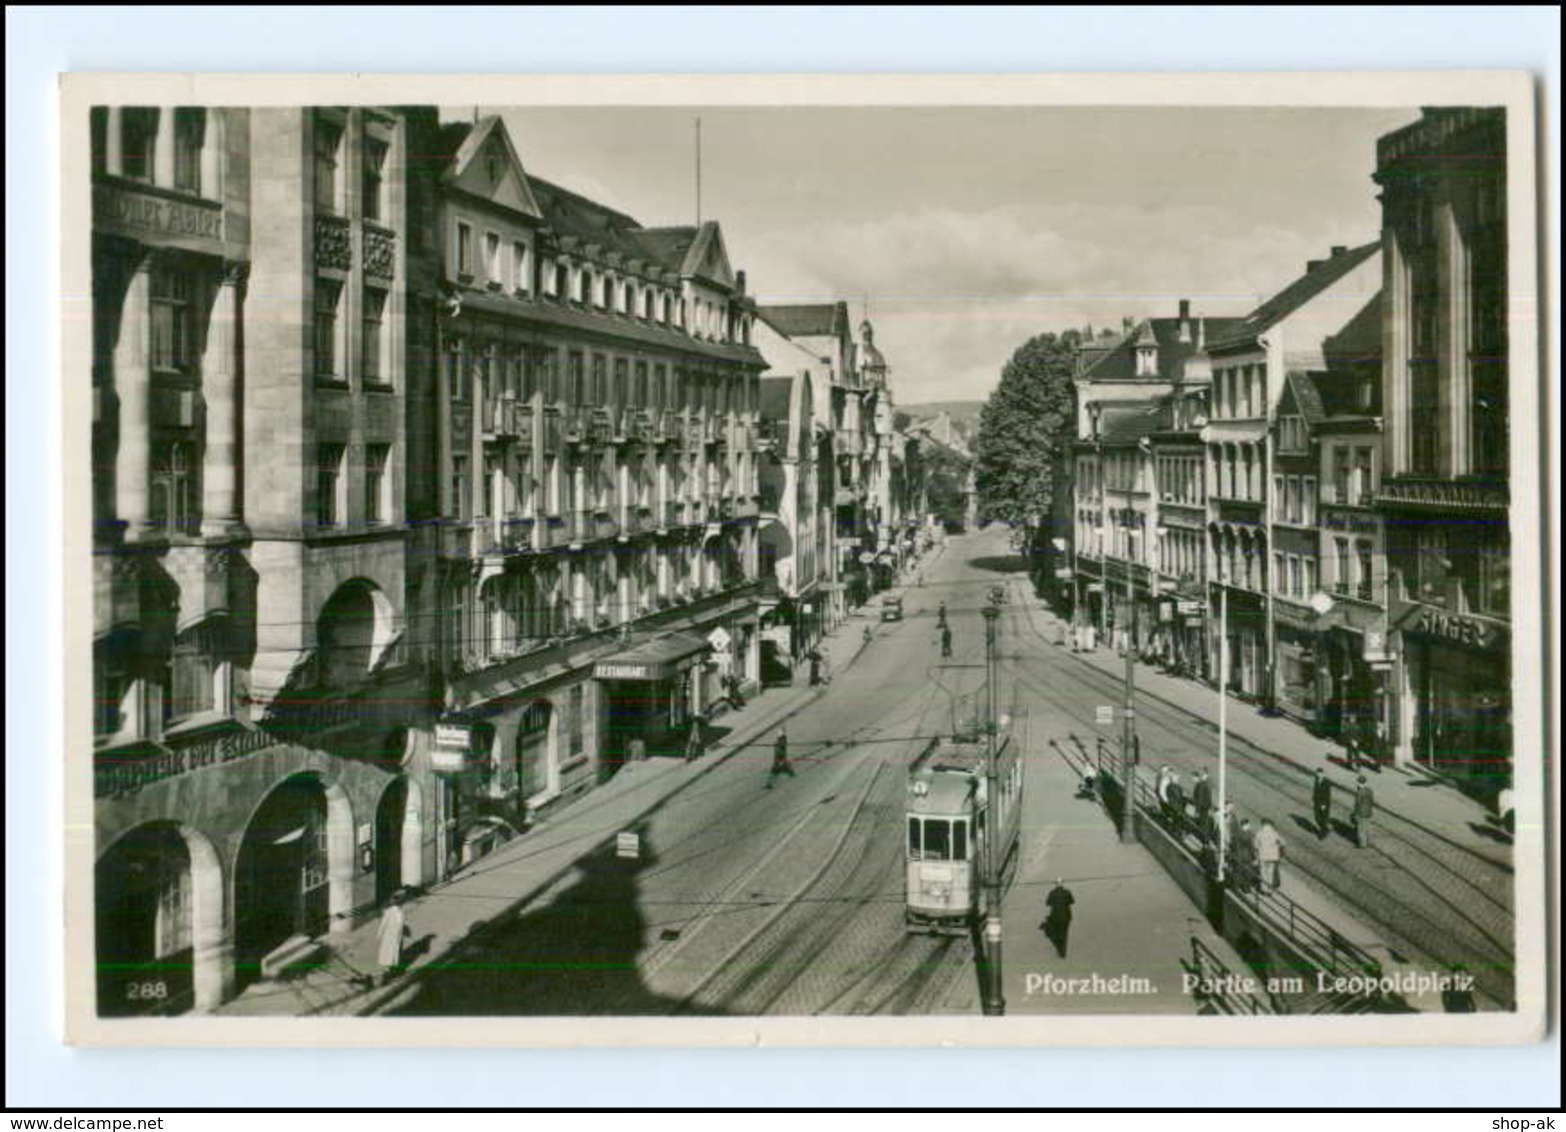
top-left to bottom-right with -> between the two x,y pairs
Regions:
1210,241 -> 1380,352
758,375 -> 795,422
756,302 -> 849,340
1098,402 -> 1167,446
1080,315 -> 1247,384
1283,371 -> 1326,426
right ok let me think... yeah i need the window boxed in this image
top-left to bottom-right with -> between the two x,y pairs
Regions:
591,355 -> 607,404
314,279 -> 343,380
362,287 -> 387,385
1273,552 -> 1285,594
456,222 -> 474,278
633,362 -> 649,409
149,441 -> 198,536
1332,448 -> 1350,505
447,342 -> 468,403
568,685 -> 585,758
1356,540 -> 1375,602
317,442 -> 345,527
568,353 -> 585,405
1302,477 -> 1317,526
120,108 -> 158,182
613,359 -> 628,407
362,137 -> 386,222
553,262 -> 567,298
314,119 -> 342,213
170,623 -> 217,721
1353,449 -> 1374,506
485,232 -> 502,288
451,454 -> 470,521
1334,537 -> 1351,594
1303,557 -> 1317,598
513,242 -> 529,293
1477,538 -> 1509,616
150,270 -> 197,375
1289,556 -> 1302,599
365,444 -> 389,524
173,108 -> 204,195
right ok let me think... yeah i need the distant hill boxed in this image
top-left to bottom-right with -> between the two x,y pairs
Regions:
899,401 -> 984,421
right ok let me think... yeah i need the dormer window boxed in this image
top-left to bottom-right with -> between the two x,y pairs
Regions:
1136,345 -> 1158,377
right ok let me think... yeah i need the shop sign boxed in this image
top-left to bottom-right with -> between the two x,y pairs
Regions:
616,831 -> 642,860
707,626 -> 733,655
1095,705 -> 1114,726
1362,629 -> 1391,664
94,725 -> 276,799
1086,583 -> 1104,594
859,552 -> 875,565
1159,601 -> 1174,623
1177,600 -> 1204,616
1409,606 -> 1506,651
595,662 -> 656,680
1054,568 -> 1074,580
432,723 -> 471,772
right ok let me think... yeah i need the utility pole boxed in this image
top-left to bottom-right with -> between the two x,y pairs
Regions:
980,600 -> 1005,1016
1119,467 -> 1138,844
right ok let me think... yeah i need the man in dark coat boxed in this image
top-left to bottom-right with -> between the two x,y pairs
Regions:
1041,878 -> 1076,958
1191,769 -> 1214,836
766,727 -> 796,789
1352,775 -> 1375,847
940,625 -> 953,659
1312,768 -> 1333,839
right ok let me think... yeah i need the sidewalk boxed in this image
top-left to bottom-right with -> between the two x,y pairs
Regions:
1007,723 -> 1249,1014
215,623 -> 874,1018
1015,591 -> 1508,864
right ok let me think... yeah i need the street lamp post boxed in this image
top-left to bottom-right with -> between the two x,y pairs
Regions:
980,601 -> 1005,1016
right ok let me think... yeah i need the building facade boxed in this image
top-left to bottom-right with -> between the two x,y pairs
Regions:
407,117 -> 769,870
1374,107 -> 1510,788
1203,243 -> 1380,703
91,105 -> 437,1016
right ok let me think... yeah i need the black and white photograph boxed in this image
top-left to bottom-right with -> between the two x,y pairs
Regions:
58,69 -> 1546,1050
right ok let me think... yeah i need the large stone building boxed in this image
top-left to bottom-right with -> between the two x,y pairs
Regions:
1202,243 -> 1380,703
407,116 -> 768,870
91,105 -> 436,1016
1373,107 -> 1510,789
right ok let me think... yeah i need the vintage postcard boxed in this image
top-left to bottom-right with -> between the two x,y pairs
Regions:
61,71 -> 1548,1047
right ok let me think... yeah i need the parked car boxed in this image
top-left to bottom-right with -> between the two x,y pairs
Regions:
880,594 -> 904,622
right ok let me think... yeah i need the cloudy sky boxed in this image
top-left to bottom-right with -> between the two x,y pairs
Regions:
459,105 -> 1416,406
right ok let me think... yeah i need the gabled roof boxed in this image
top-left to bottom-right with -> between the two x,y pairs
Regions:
1090,402 -> 1167,447
528,175 -> 662,270
440,117 -> 544,221
1081,316 -> 1246,384
756,302 -> 850,340
1281,371 -> 1326,427
758,375 -> 794,422
1211,241 -> 1379,352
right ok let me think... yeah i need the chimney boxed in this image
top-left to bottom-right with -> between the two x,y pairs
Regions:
735,269 -> 746,295
1178,298 -> 1192,343
1330,245 -> 1348,258
1197,317 -> 1205,350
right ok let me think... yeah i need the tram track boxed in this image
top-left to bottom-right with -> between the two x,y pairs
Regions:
991,584 -> 1516,1007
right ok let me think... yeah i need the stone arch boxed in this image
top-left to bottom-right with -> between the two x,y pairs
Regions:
95,820 -> 226,1016
316,577 -> 397,687
374,774 -> 424,902
232,772 -> 354,986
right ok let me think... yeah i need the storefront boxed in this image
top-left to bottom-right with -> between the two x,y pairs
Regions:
1397,604 -> 1511,789
594,631 -> 710,765
1207,587 -> 1266,698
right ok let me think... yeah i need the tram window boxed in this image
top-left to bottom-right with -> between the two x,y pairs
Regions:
952,820 -> 968,862
907,817 -> 922,858
924,819 -> 951,861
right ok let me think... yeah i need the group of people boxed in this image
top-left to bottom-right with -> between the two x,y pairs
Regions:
1312,767 -> 1377,847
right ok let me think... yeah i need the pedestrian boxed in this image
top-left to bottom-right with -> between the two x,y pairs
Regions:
940,625 -> 953,659
1343,726 -> 1362,772
766,727 -> 796,789
684,717 -> 705,762
1255,818 -> 1284,891
1352,774 -> 1375,848
808,648 -> 823,687
1311,767 -> 1333,839
1233,818 -> 1257,892
937,601 -> 948,629
375,888 -> 411,986
1167,770 -> 1186,832
626,735 -> 647,764
1155,765 -> 1173,819
862,624 -> 872,645
1041,878 -> 1076,958
1191,769 -> 1213,834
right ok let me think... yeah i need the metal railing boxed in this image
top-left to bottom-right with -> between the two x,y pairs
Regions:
1185,936 -> 1275,1015
1129,774 -> 1383,988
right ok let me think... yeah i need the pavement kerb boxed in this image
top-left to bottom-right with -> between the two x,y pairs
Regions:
1004,580 -> 1497,858
353,622 -> 875,1016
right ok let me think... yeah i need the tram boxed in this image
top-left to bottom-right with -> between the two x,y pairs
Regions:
904,725 -> 1023,935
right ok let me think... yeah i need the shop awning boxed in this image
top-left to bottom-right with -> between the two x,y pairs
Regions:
593,632 -> 711,682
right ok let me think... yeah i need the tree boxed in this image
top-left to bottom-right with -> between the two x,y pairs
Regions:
974,330 -> 1079,528
893,410 -> 913,432
921,443 -> 970,530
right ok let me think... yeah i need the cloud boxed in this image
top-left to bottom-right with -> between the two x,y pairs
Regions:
743,202 -> 1377,404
